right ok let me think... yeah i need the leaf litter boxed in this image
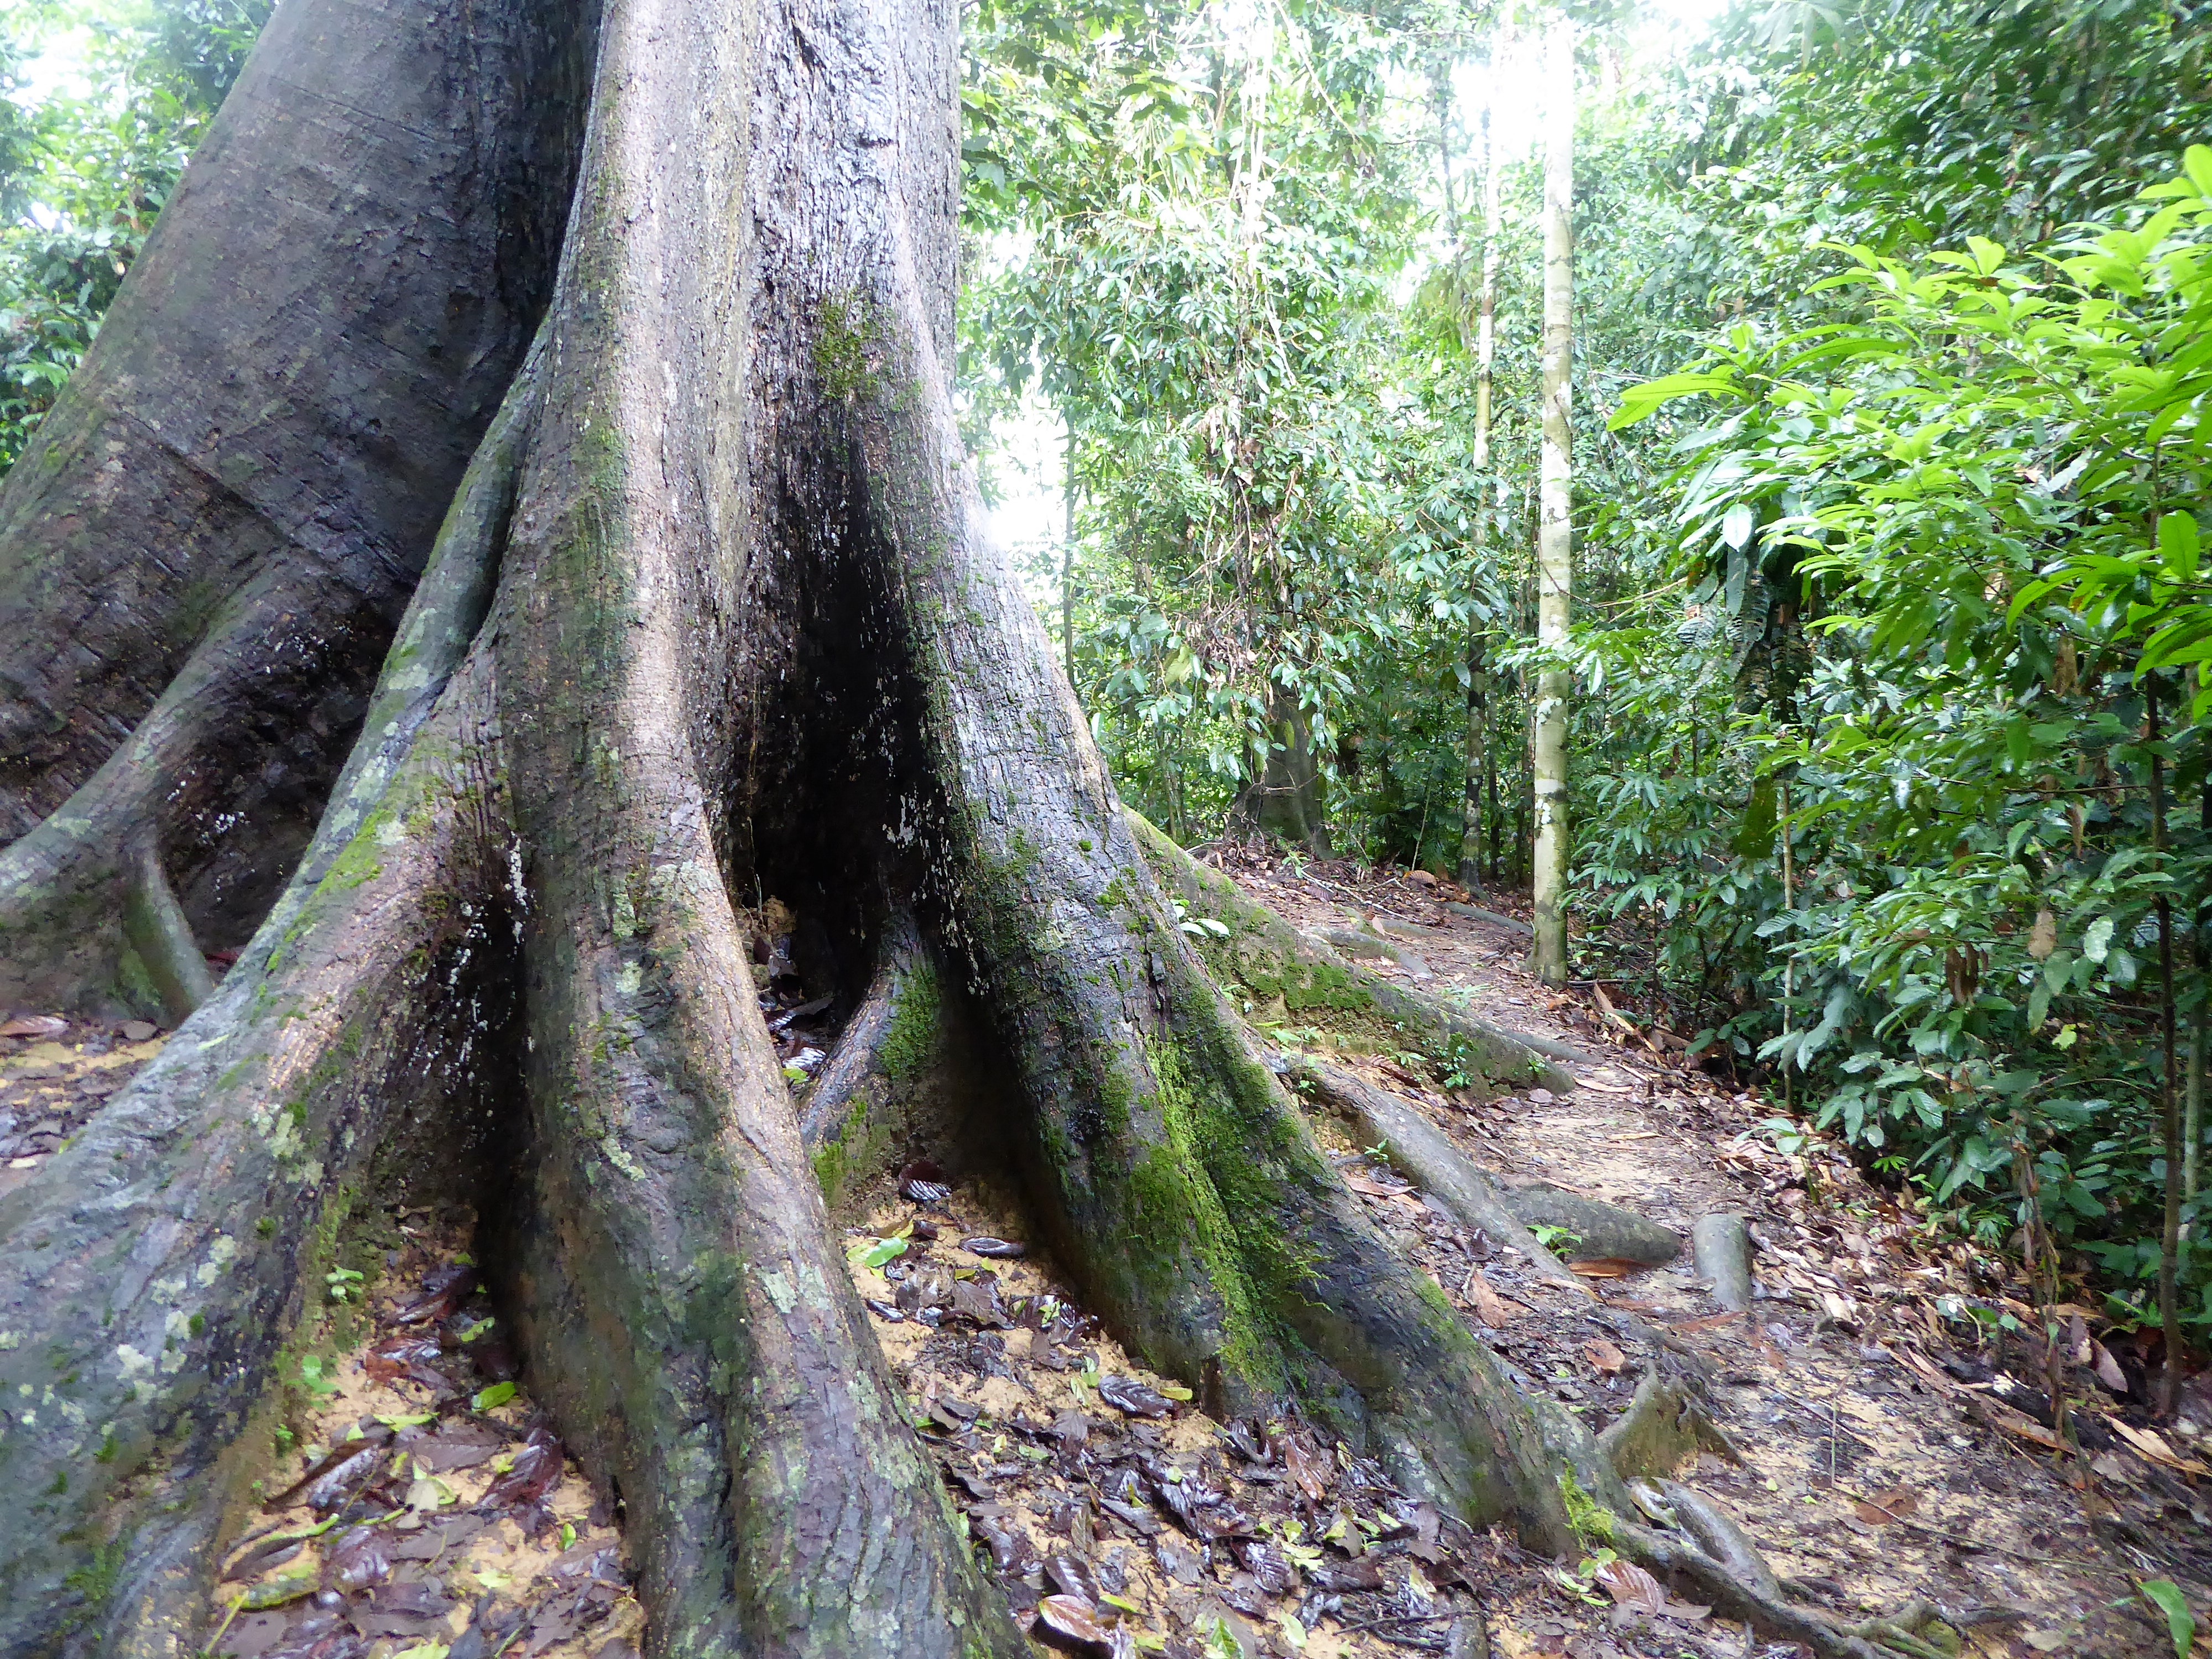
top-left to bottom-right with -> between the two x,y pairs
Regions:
842,1182 -> 1751,1659
208,1209 -> 641,1659
0,1013 -> 166,1193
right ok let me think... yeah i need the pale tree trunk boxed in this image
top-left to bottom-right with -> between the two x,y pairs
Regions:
1459,93 -> 1501,894
0,0 -> 1888,1653
1527,17 -> 1574,986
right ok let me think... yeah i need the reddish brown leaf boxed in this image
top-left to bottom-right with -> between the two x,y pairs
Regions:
1584,1338 -> 1627,1376
1567,1258 -> 1647,1279
1850,1486 -> 1918,1526
479,1426 -> 562,1510
1461,1269 -> 1526,1327
1033,1594 -> 1114,1655
1281,1433 -> 1331,1502
1594,1557 -> 1668,1615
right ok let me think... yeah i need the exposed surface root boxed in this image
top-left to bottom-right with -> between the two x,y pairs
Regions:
1286,1053 -> 1589,1296
1619,1521 -> 1889,1659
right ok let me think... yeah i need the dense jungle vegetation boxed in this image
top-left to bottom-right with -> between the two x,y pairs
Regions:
5,0 -> 2209,1374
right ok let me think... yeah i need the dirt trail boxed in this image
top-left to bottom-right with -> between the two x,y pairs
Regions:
1228,849 -> 2209,1658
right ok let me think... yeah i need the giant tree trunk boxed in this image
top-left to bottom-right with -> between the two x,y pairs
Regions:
0,1 -> 1876,1655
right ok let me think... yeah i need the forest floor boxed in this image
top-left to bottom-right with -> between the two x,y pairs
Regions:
2,848 -> 2208,1658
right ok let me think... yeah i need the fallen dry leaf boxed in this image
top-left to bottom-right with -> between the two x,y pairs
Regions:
1462,1268 -> 1528,1327
2091,1340 -> 2128,1395
2108,1418 -> 2212,1477
1671,1312 -> 1743,1334
1593,1557 -> 1709,1624
1342,1170 -> 1416,1199
0,1014 -> 68,1039
1983,1404 -> 2067,1454
1282,1433 -> 1331,1503
1584,1338 -> 1626,1376
1567,1258 -> 1646,1279
1851,1486 -> 1918,1526
1594,1557 -> 1668,1615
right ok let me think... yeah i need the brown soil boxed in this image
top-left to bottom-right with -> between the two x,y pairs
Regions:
1201,845 -> 2212,1658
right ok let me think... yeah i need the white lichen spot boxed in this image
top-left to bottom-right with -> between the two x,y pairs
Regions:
114,1345 -> 154,1381
375,816 -> 407,847
0,1331 -> 17,1350
760,1271 -> 796,1314
195,1235 -> 239,1286
616,961 -> 643,998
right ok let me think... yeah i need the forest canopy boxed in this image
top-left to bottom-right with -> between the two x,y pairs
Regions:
955,0 -> 2212,1360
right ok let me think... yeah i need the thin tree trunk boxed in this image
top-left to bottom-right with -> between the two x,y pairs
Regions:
1528,16 -> 1575,985
2188,925 -> 2205,1218
2151,677 -> 2183,1416
1460,98 -> 1501,894
1063,414 -> 1077,677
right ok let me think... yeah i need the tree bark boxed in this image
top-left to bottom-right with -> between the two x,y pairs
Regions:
1528,17 -> 1574,987
1234,686 -> 1331,854
0,0 -> 1867,1652
1459,98 -> 1501,894
0,0 -> 592,1014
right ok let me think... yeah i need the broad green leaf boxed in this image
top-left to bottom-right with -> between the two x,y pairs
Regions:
2158,512 -> 2200,580
2139,1579 -> 2195,1659
2083,916 -> 2114,964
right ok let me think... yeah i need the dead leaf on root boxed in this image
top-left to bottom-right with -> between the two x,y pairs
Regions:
1342,1169 -> 1417,1199
2091,1340 -> 2129,1395
1462,1268 -> 1528,1327
2108,1418 -> 2212,1477
1594,1557 -> 1708,1623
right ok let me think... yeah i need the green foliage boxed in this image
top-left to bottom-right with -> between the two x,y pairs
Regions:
2140,1579 -> 2197,1659
1594,145 -> 2212,1326
0,0 -> 268,472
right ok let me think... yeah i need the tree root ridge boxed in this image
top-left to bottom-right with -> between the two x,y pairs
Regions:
1619,1520 -> 1890,1659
